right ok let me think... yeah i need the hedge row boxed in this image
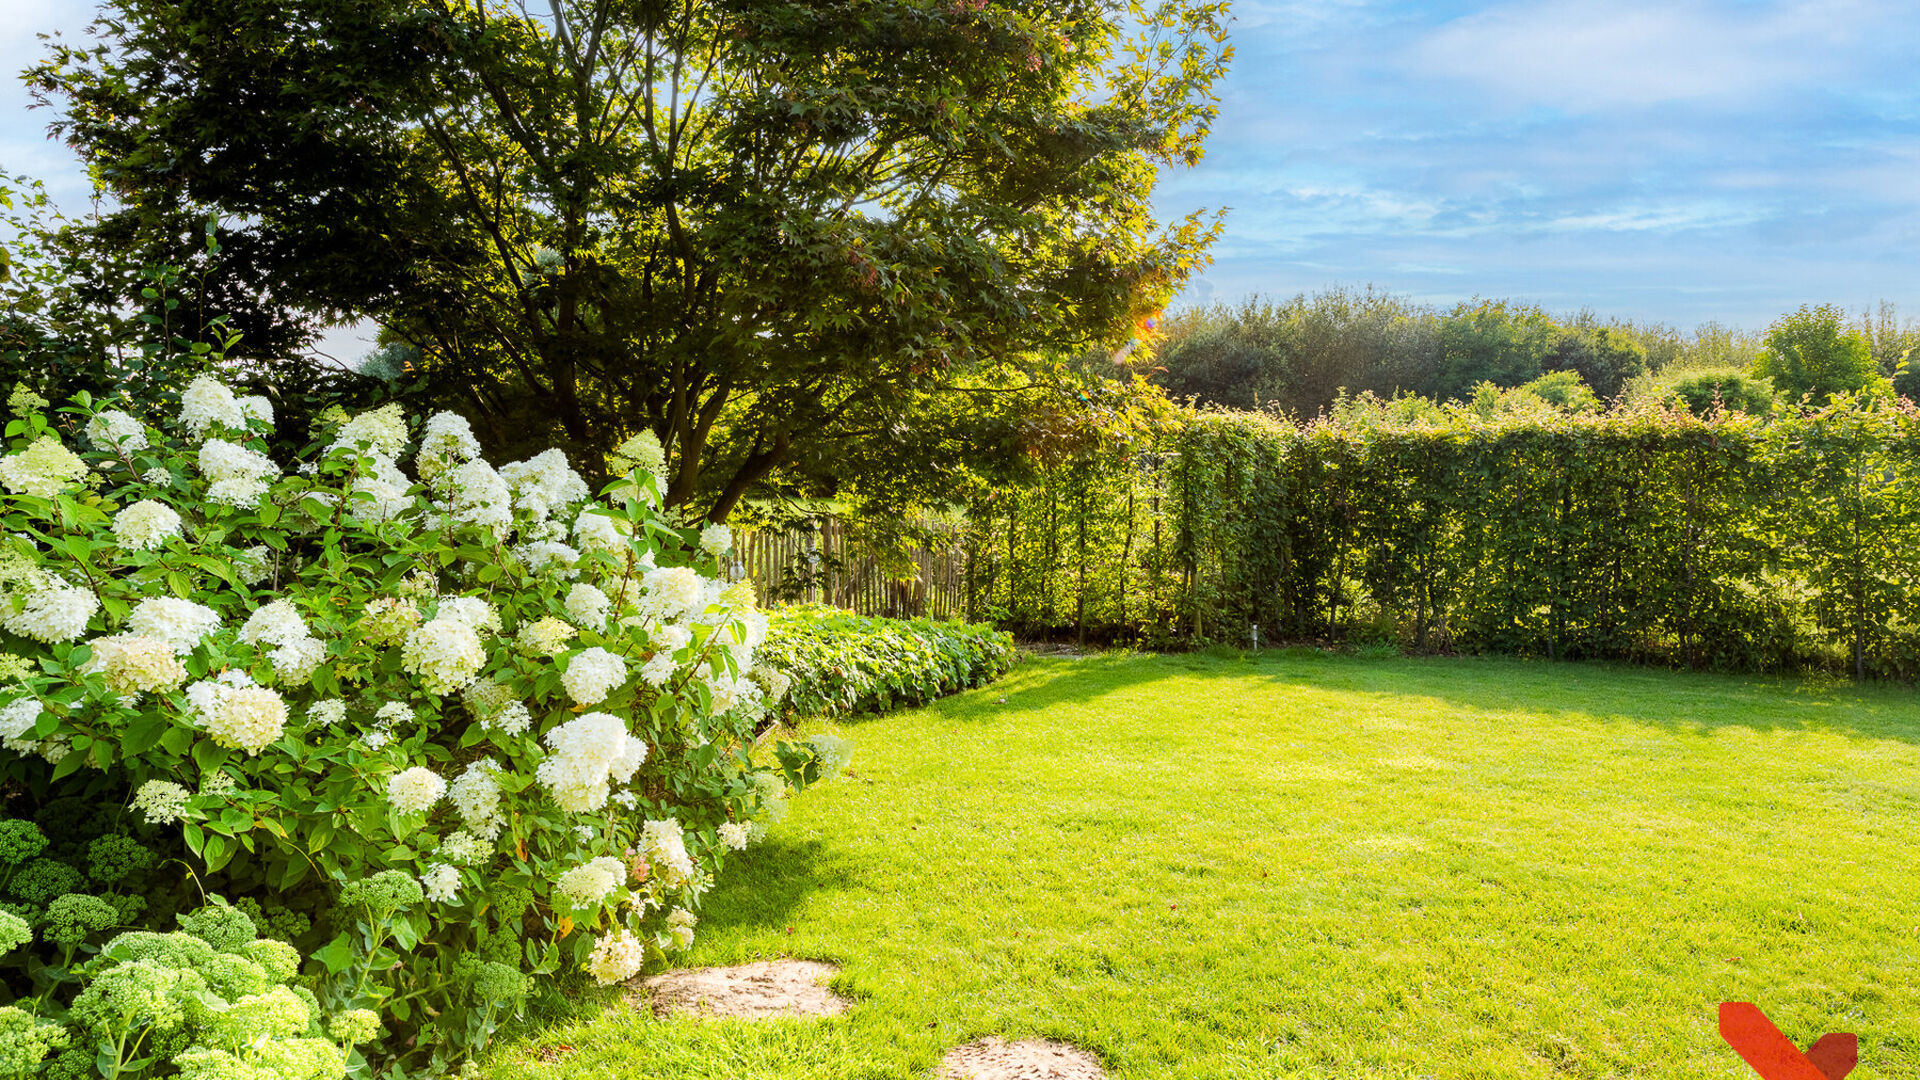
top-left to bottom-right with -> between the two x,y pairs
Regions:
965,398 -> 1920,677
760,605 -> 1018,719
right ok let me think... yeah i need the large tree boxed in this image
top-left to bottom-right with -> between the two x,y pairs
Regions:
30,0 -> 1230,519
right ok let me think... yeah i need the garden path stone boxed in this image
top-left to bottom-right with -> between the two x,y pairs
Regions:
940,1037 -> 1107,1079
632,960 -> 849,1019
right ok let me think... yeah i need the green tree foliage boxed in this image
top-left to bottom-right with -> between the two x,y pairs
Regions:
1756,304 -> 1880,405
1430,299 -> 1558,400
30,0 -> 1232,521
1661,369 -> 1776,416
1541,324 -> 1646,400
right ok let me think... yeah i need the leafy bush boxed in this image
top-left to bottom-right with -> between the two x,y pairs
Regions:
759,606 -> 1016,719
0,376 -> 840,1072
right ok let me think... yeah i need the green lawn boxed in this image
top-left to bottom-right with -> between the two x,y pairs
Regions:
485,652 -> 1920,1079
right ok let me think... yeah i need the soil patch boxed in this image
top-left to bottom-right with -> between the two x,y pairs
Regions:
940,1037 -> 1107,1079
633,960 -> 849,1019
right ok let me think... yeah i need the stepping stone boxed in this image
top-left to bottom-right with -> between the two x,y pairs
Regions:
634,960 -> 850,1019
941,1036 -> 1107,1079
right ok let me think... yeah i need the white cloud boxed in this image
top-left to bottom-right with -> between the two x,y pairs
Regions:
1408,0 -> 1885,112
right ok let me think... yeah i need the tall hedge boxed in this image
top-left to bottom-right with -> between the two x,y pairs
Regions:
965,398 -> 1920,677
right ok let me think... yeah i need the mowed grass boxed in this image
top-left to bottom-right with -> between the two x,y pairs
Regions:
484,653 -> 1920,1079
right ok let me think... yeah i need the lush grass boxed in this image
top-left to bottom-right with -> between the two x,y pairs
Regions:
485,652 -> 1920,1079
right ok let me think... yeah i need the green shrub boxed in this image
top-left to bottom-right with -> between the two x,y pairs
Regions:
759,605 -> 1016,720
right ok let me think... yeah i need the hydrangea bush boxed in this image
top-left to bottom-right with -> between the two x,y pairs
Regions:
0,379 -> 840,1072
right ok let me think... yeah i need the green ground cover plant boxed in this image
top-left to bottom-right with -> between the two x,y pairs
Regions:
759,606 -> 1016,720
483,652 -> 1920,1079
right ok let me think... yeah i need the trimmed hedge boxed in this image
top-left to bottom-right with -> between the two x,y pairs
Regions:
761,605 -> 1017,719
966,397 -> 1920,677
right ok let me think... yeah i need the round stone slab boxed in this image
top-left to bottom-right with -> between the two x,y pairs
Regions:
634,960 -> 850,1019
940,1036 -> 1108,1079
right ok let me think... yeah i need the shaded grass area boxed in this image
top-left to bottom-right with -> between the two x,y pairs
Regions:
485,653 -> 1920,1079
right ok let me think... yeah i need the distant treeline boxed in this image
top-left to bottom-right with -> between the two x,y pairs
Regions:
1151,288 -> 1920,417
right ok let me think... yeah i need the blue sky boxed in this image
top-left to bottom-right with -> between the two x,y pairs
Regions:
4,0 -> 1918,341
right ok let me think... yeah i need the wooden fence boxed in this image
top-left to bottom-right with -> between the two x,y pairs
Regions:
734,516 -> 970,619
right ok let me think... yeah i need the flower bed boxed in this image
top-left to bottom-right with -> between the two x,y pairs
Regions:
759,605 -> 1017,720
0,380 -> 842,1076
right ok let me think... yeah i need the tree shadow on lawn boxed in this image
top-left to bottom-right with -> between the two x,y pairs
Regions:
694,835 -> 860,948
923,650 -> 1920,746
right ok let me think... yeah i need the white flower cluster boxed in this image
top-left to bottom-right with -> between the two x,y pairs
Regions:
0,698 -> 42,754
401,615 -> 486,695
420,862 -> 461,904
717,821 -> 749,851
132,779 -> 191,825
585,927 -> 645,986
640,818 -> 695,888
447,760 -> 505,838
111,499 -> 183,552
329,402 -> 409,459
415,411 -> 480,482
561,647 -> 628,705
534,712 -> 645,812
437,830 -> 492,865
666,906 -> 697,951
4,581 -> 98,643
186,672 -> 288,755
500,449 -> 589,522
85,409 -> 148,452
389,766 -> 447,814
636,566 -> 706,624
83,633 -> 187,695
128,596 -> 222,654
0,436 -> 88,498
515,616 -> 575,655
556,855 -> 628,909
308,699 -> 348,727
699,523 -> 732,557
240,599 -> 325,682
563,583 -> 610,628
197,438 -> 279,506
179,375 -> 247,438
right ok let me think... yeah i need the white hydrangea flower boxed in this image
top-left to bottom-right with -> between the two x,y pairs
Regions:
437,830 -> 492,866
610,789 -> 637,809
388,766 -> 447,813
240,599 -> 307,648
555,855 -> 627,909
4,583 -> 98,643
609,430 -> 666,476
500,449 -> 589,521
179,375 -> 246,438
402,616 -> 486,695
86,409 -> 148,452
112,500 -> 183,552
349,454 -> 414,523
434,596 -> 501,635
235,395 -> 275,428
640,818 -> 695,888
132,779 -> 191,825
491,702 -> 531,736
128,597 -> 221,654
560,647 -> 628,706
447,760 -> 504,838
515,616 -> 575,655
364,729 -> 390,750
666,906 -> 697,951
515,540 -> 579,577
0,437 -> 88,498
233,545 -> 274,587
307,699 -> 348,727
141,467 -> 172,487
699,523 -> 732,557
329,403 -> 409,459
82,633 -> 187,695
449,460 -> 513,536
585,927 -> 644,986
267,636 -> 325,682
187,674 -> 288,755
534,711 -> 630,812
572,509 -> 623,551
416,412 -> 480,481
563,583 -> 610,628
639,652 -> 677,687
375,701 -> 414,727
0,698 -> 42,741
637,566 -> 706,624
197,438 -> 279,506
718,822 -> 749,850
420,862 -> 461,904
750,663 -> 792,703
